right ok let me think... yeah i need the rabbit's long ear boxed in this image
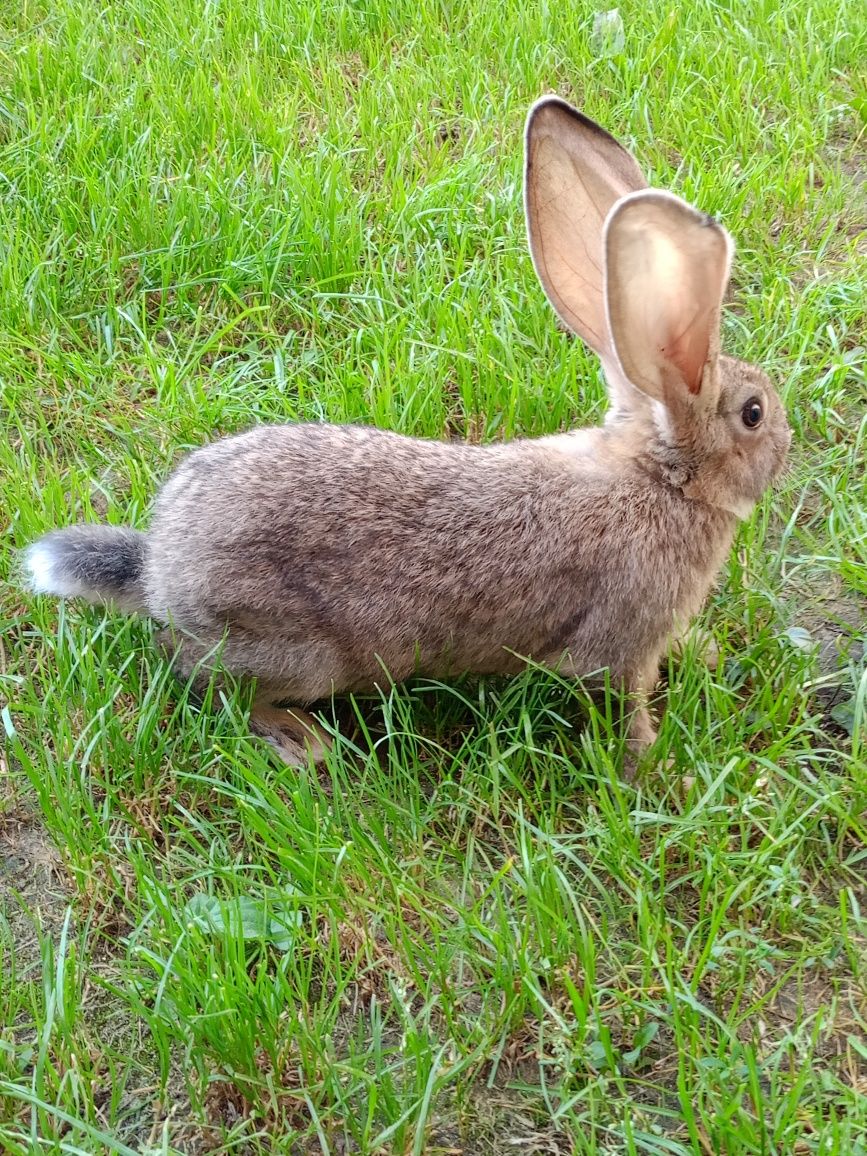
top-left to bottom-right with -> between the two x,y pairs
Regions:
604,190 -> 733,404
524,97 -> 646,362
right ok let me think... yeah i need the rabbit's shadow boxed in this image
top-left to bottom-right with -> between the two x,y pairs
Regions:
288,670 -> 636,777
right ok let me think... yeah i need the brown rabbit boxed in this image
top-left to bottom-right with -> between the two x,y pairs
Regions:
24,97 -> 791,773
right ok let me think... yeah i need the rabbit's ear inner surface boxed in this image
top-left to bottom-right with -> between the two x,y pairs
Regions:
604,189 -> 733,405
524,96 -> 646,362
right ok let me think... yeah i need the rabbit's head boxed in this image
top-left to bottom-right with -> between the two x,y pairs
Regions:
524,97 -> 790,519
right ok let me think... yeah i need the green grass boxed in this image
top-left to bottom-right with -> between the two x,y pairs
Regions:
1,0 -> 866,1151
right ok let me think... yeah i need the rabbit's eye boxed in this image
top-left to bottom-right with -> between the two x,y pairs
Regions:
741,398 -> 763,429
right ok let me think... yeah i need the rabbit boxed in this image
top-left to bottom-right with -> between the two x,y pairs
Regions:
23,96 -> 791,775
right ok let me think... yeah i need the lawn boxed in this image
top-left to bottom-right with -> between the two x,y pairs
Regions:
1,0 -> 866,1152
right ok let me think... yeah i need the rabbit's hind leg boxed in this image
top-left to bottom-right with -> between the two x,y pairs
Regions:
249,698 -> 332,766
155,627 -> 331,765
155,625 -> 227,704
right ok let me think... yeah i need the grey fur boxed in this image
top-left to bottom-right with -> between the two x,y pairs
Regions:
25,526 -> 147,613
23,98 -> 791,773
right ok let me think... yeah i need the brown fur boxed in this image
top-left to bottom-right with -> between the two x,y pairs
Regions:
23,99 -> 791,774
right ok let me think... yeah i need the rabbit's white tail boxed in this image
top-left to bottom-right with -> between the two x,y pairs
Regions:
24,526 -> 148,613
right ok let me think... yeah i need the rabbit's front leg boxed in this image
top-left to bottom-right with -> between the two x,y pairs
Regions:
554,648 -> 660,778
621,658 -> 663,781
